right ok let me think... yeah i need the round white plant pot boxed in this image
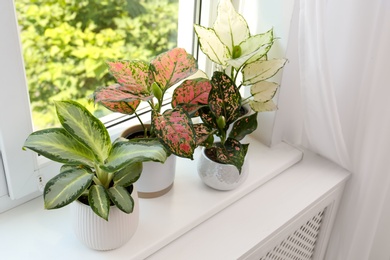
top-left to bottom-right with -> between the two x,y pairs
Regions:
197,147 -> 249,191
71,186 -> 139,251
137,155 -> 176,198
121,124 -> 176,198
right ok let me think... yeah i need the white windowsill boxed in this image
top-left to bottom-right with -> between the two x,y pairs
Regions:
0,137 -> 308,259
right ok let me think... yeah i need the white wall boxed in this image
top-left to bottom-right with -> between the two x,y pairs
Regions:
238,0 -> 296,146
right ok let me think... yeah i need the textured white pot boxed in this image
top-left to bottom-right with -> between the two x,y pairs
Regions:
71,186 -> 139,251
121,124 -> 176,198
197,147 -> 249,191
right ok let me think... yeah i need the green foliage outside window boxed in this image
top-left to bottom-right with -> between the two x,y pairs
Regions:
15,0 -> 179,129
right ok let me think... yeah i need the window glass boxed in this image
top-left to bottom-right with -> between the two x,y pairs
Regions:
15,0 -> 179,130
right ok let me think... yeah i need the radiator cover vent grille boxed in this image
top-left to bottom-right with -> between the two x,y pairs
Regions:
259,208 -> 326,260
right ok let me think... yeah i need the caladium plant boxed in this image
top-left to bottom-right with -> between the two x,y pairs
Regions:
171,0 -> 287,172
92,47 -> 198,159
194,0 -> 287,113
23,100 -> 167,220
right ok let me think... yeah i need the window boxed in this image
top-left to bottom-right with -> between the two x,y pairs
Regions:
0,0 -> 204,212
0,0 -> 295,213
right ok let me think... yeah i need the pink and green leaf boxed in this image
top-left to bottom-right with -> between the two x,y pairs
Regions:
193,123 -> 213,147
152,108 -> 196,159
229,112 -> 258,141
150,48 -> 198,91
213,138 -> 249,173
172,78 -> 212,113
208,71 -> 241,125
107,60 -> 152,95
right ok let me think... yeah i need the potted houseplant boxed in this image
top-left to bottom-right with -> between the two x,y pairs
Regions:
92,47 -> 198,198
171,0 -> 287,190
23,100 -> 167,250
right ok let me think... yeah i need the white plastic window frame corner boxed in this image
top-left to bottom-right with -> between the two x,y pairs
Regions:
0,0 -> 201,212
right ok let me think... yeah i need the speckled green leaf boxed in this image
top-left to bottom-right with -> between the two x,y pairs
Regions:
44,167 -> 93,209
152,108 -> 196,159
214,139 -> 249,173
229,113 -> 258,141
106,60 -> 152,95
172,78 -> 212,114
208,71 -> 241,125
150,48 -> 198,91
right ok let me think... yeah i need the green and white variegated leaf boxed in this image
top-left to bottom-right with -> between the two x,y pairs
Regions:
89,185 -> 110,221
44,166 -> 94,210
108,186 -> 134,214
113,162 -> 142,187
249,99 -> 278,112
55,100 -> 111,163
23,128 -> 95,167
102,139 -> 167,172
227,29 -> 274,69
194,24 -> 230,67
251,81 -> 279,103
213,0 -> 250,54
242,59 -> 287,85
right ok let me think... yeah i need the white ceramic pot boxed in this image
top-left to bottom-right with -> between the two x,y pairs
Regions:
71,186 -> 139,251
136,155 -> 176,198
197,147 -> 249,191
121,124 -> 176,198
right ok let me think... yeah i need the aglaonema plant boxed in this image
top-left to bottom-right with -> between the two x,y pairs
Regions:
23,100 -> 167,220
171,0 -> 287,173
92,47 -> 198,159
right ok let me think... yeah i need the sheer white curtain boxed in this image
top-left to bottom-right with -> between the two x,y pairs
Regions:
275,0 -> 390,259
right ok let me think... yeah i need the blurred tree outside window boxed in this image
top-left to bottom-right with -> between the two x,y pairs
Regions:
15,0 -> 179,130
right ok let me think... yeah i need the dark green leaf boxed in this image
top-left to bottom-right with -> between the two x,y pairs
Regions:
229,112 -> 258,141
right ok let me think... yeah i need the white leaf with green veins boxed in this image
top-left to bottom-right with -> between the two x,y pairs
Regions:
55,100 -> 111,163
242,59 -> 287,85
249,99 -> 278,112
226,29 -> 274,69
44,167 -> 94,210
213,0 -> 250,53
251,81 -> 279,103
194,24 -> 230,66
23,128 -> 95,167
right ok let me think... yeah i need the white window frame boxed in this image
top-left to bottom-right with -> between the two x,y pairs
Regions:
0,0 -> 295,213
0,0 -> 205,212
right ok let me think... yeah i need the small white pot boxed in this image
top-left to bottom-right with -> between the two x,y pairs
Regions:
122,124 -> 176,198
71,186 -> 139,251
136,155 -> 176,198
197,147 -> 249,191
